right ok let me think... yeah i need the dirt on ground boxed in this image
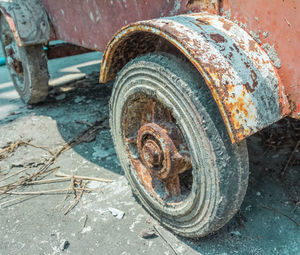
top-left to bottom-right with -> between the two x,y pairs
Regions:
0,53 -> 299,255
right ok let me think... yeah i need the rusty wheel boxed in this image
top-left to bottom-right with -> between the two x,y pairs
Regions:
0,15 -> 49,105
110,53 -> 249,238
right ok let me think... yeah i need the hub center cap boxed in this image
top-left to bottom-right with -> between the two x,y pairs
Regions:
141,139 -> 162,169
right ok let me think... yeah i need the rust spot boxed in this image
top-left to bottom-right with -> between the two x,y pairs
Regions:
3,32 -> 12,46
6,47 -> 14,56
210,33 -> 227,43
195,19 -> 209,25
241,70 -> 258,93
278,101 -> 283,114
287,94 -> 297,112
102,30 -> 180,82
222,19 -> 233,31
243,82 -> 254,93
243,61 -> 250,68
232,43 -> 240,53
248,40 -> 256,51
12,59 -> 23,75
250,70 -> 258,90
187,0 -> 219,14
102,14 -> 287,143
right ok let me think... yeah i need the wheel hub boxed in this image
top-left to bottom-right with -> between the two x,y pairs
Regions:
141,139 -> 163,169
123,96 -> 193,200
137,123 -> 191,180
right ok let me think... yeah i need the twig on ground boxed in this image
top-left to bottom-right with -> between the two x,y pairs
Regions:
22,141 -> 54,156
153,225 -> 178,255
26,177 -> 70,185
0,119 -> 106,215
281,140 -> 300,179
260,204 -> 300,227
0,139 -> 54,159
64,183 -> 86,215
0,195 -> 38,207
55,190 -> 72,210
0,166 -> 30,183
83,214 -> 88,228
75,120 -> 93,127
0,167 -> 59,195
292,201 -> 300,213
5,188 -> 70,195
55,172 -> 113,183
57,118 -> 106,156
4,187 -> 98,195
0,140 -> 30,159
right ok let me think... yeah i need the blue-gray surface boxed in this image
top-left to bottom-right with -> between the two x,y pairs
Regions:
0,44 -> 5,66
0,44 -> 3,58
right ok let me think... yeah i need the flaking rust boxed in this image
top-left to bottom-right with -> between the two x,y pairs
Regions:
262,43 -> 282,69
101,14 -> 290,143
0,0 -> 51,46
186,0 -> 219,14
123,96 -> 192,199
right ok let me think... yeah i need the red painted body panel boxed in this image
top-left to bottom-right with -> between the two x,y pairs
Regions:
40,0 -> 189,51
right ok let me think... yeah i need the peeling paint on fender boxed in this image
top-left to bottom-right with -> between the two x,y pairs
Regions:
100,14 -> 290,143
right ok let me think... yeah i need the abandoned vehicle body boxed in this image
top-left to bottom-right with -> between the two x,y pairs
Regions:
0,0 -> 298,237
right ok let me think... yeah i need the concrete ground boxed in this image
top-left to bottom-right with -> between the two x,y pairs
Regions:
0,46 -> 3,58
0,52 -> 299,255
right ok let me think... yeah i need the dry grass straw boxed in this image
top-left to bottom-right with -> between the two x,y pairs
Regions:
55,172 -> 112,183
0,119 -> 110,211
281,139 -> 300,179
0,139 -> 54,160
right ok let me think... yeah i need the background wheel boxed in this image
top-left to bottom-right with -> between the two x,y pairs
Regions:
110,53 -> 249,238
0,15 -> 49,104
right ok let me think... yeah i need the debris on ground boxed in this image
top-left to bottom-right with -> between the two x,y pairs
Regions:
140,228 -> 157,239
55,93 -> 66,101
59,239 -> 70,251
0,119 -> 112,213
108,207 -> 125,219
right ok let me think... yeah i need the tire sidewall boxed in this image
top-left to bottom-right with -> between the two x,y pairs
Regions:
0,15 -> 49,104
110,53 -> 249,237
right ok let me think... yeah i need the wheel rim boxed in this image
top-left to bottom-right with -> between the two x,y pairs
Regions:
1,18 -> 25,90
122,93 -> 194,204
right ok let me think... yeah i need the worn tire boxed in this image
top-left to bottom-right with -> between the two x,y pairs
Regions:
0,15 -> 49,104
110,53 -> 249,238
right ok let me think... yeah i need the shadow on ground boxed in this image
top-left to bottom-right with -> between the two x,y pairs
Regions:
0,53 -> 299,254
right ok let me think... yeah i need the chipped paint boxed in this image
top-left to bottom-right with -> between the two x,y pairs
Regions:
249,30 -> 261,44
0,0 -> 51,46
219,0 -> 300,119
89,11 -> 95,22
170,0 -> 181,16
262,43 -> 281,69
223,9 -> 231,20
100,14 -> 290,143
263,31 -> 269,38
186,0 -> 219,14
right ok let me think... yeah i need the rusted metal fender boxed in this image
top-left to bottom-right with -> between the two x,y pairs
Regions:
0,0 -> 51,47
100,13 -> 290,143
